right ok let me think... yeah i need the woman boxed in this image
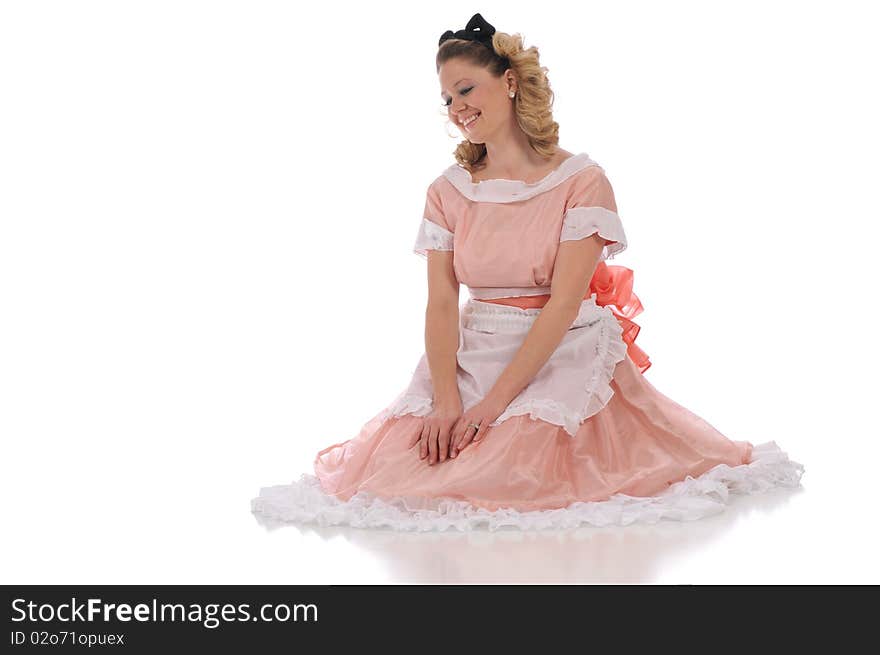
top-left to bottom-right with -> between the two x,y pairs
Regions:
251,13 -> 804,531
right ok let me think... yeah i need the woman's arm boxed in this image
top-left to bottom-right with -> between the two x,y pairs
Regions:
424,250 -> 461,406
486,233 -> 606,408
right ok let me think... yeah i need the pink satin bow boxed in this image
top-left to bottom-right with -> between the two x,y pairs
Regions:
590,261 -> 652,374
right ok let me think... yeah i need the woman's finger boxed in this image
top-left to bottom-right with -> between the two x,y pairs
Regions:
473,418 -> 489,443
450,419 -> 463,451
448,423 -> 460,459
419,424 -> 429,460
427,425 -> 438,465
453,418 -> 470,453
458,421 -> 479,451
438,426 -> 451,462
446,427 -> 457,460
450,418 -> 466,451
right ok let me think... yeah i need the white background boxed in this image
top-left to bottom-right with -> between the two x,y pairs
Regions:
1,0 -> 877,583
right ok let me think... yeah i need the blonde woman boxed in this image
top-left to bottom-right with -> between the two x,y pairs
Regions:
252,13 -> 804,531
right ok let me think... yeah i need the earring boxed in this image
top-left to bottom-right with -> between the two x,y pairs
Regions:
509,91 -> 515,98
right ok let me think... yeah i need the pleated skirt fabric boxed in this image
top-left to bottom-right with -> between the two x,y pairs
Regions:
251,298 -> 804,531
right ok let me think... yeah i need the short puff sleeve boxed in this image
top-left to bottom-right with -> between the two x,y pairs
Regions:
413,181 -> 454,258
560,166 -> 627,261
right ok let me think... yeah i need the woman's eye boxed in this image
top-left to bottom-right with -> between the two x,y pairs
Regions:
444,87 -> 473,107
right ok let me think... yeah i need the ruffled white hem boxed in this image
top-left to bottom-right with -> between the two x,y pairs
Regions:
250,441 -> 805,532
560,206 -> 628,261
491,310 -> 628,435
413,217 -> 454,257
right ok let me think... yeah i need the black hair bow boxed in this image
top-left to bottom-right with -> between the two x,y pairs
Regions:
439,13 -> 497,48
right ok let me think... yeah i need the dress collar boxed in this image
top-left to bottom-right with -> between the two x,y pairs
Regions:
441,152 -> 598,203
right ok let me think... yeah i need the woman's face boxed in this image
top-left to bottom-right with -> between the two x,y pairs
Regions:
438,58 -> 515,144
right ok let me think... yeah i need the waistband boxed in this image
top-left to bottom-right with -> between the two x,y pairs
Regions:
467,285 -> 553,300
461,292 -> 605,334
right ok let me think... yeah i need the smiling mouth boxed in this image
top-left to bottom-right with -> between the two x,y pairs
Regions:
462,113 -> 481,130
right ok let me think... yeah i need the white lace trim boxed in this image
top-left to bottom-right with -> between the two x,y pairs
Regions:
458,295 -> 597,333
413,218 -> 454,257
560,206 -> 628,261
380,391 -> 433,422
250,441 -> 806,532
443,153 -> 600,203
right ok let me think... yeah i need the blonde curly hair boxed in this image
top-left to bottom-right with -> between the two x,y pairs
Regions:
436,29 -> 560,173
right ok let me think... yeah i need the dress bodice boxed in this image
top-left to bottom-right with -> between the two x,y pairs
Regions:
413,152 -> 627,300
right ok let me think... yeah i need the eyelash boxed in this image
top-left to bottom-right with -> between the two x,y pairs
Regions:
443,87 -> 473,107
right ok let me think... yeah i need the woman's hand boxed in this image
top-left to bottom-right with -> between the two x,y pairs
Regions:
449,394 -> 509,457
408,399 -> 462,466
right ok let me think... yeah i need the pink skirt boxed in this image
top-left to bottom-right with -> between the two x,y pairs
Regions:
251,297 -> 804,531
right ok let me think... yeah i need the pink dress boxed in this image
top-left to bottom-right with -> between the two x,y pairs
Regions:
251,152 -> 804,531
